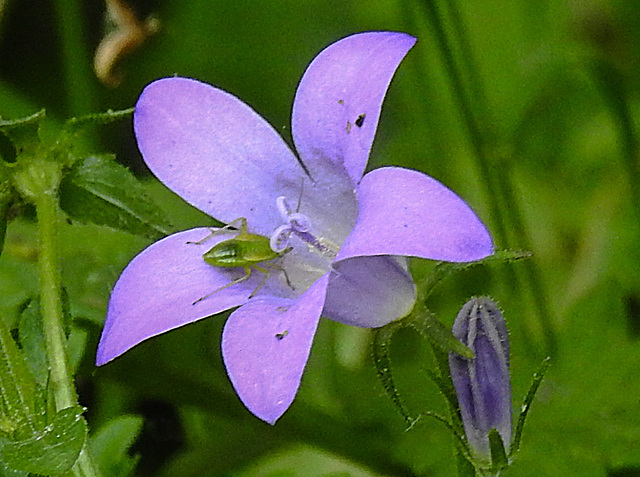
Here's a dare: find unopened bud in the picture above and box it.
[449,297,511,463]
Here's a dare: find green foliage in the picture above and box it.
[0,314,42,437]
[17,300,48,388]
[0,406,87,475]
[59,154,173,240]
[90,415,143,477]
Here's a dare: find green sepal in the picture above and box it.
[64,108,134,133]
[511,356,551,456]
[488,428,509,472]
[425,345,467,437]
[423,343,475,473]
[409,305,474,359]
[59,154,173,240]
[0,406,87,475]
[372,322,419,428]
[91,414,143,477]
[0,111,45,152]
[417,249,531,301]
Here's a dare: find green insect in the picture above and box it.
[191,218,292,305]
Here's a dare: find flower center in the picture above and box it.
[269,196,338,259]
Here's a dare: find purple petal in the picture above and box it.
[336,167,494,263]
[323,256,416,328]
[292,31,416,184]
[134,77,306,236]
[97,228,282,365]
[222,273,330,424]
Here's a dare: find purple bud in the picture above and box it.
[449,297,511,462]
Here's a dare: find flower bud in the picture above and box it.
[449,297,511,463]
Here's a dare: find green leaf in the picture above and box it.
[0,406,87,475]
[234,444,383,477]
[511,356,551,456]
[0,314,41,436]
[59,154,173,240]
[0,111,45,151]
[372,323,419,428]
[17,301,48,389]
[91,414,143,477]
[0,439,27,477]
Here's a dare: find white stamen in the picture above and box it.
[288,213,311,233]
[276,196,292,221]
[270,224,292,253]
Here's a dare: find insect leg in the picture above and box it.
[248,264,271,298]
[187,218,248,245]
[192,265,252,305]
[267,263,294,290]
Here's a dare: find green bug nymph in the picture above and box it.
[192,217,292,305]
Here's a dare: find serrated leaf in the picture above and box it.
[0,406,87,475]
[91,414,143,477]
[372,323,418,427]
[0,315,40,436]
[0,438,27,477]
[59,154,173,240]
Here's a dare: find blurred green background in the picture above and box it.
[2,0,640,475]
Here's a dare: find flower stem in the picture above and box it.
[34,176,74,411]
[18,159,101,477]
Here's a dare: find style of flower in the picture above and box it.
[96,31,494,424]
[449,297,512,462]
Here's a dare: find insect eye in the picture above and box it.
[270,224,292,253]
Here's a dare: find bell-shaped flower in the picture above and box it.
[449,297,512,462]
[96,31,494,424]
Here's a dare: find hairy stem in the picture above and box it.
[23,160,101,477]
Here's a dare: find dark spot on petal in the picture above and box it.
[355,113,366,127]
[275,330,289,340]
[346,121,352,134]
[276,306,289,313]
[338,99,344,105]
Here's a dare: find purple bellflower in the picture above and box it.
[96,31,493,424]
[449,297,512,462]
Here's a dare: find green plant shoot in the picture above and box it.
[192,218,292,304]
